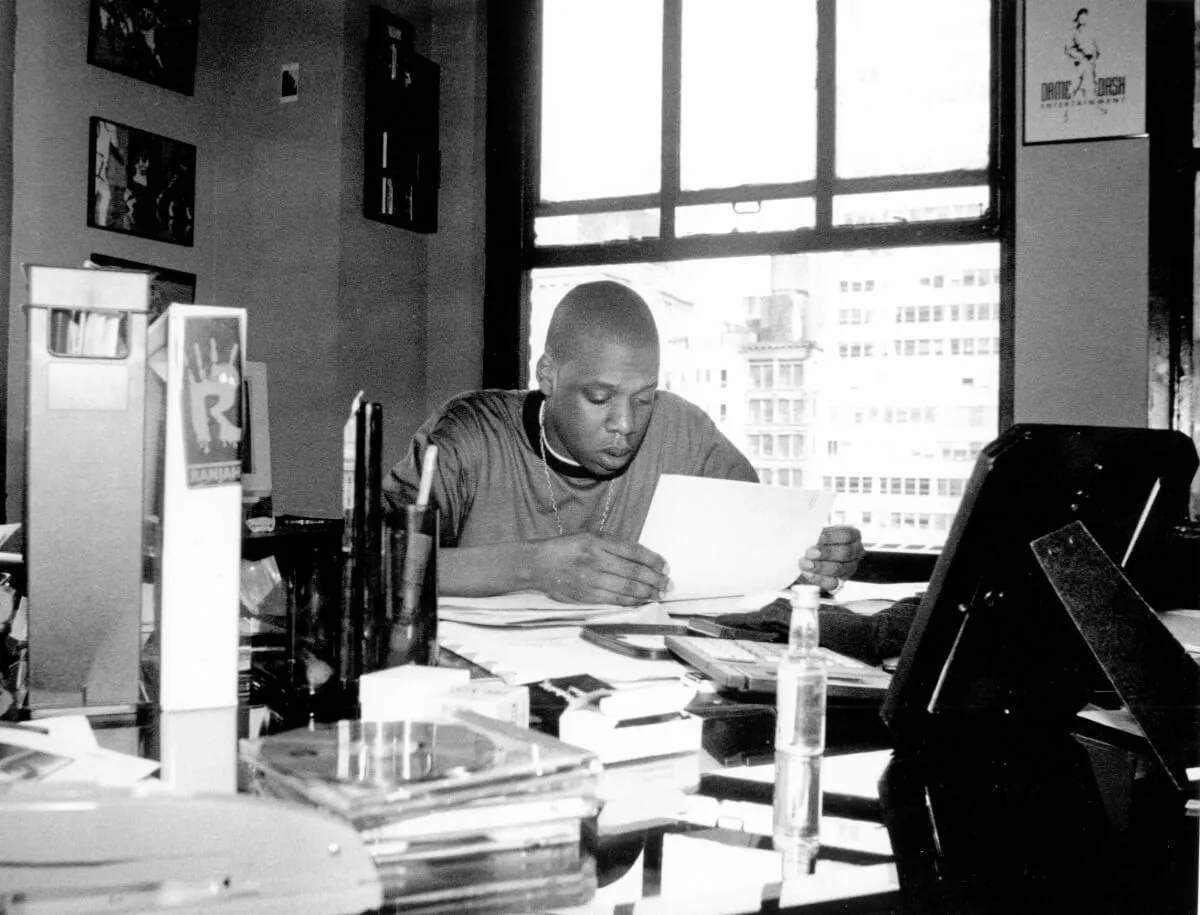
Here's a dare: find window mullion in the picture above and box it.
[661,0,682,243]
[815,0,836,229]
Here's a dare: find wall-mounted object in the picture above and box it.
[281,63,300,104]
[88,253,196,321]
[89,117,196,247]
[24,264,152,713]
[363,7,440,233]
[1022,0,1146,144]
[87,0,200,96]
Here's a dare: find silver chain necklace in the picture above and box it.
[538,401,615,536]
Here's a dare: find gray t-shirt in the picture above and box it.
[383,389,757,547]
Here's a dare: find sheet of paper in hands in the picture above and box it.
[638,474,836,602]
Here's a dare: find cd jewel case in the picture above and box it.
[240,709,602,913]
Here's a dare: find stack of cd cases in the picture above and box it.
[239,709,602,914]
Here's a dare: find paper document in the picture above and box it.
[439,612,687,685]
[640,475,836,601]
[439,593,651,628]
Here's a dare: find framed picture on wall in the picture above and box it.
[1023,0,1146,144]
[89,117,196,247]
[87,0,200,96]
[88,253,196,320]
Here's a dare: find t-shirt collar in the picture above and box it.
[522,390,609,480]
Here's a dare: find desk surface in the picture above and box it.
[426,632,1199,915]
[562,734,1197,915]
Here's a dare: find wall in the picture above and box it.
[4,0,487,520]
[334,0,434,493]
[0,0,13,494]
[425,0,486,409]
[6,0,215,521]
[1012,5,1150,427]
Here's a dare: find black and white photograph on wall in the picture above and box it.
[88,253,196,320]
[87,0,200,96]
[89,117,196,247]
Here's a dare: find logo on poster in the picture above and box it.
[1039,6,1126,119]
[183,316,243,488]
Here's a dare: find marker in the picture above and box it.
[416,444,438,507]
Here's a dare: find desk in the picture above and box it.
[429,620,1199,915]
[550,734,1196,915]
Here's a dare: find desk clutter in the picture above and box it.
[239,709,602,914]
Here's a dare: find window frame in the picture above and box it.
[524,0,1003,270]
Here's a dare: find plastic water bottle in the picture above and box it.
[773,583,827,879]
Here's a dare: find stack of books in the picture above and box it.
[239,709,601,913]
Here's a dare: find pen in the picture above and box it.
[416,445,438,507]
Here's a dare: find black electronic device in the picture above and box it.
[1032,521,1200,793]
[881,423,1199,756]
[338,396,384,701]
[685,618,779,642]
[578,624,690,660]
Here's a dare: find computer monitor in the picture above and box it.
[241,361,273,509]
[881,423,1198,753]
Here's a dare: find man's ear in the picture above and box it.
[535,353,556,396]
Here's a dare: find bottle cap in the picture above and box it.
[790,583,821,607]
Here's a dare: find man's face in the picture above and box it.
[540,340,660,477]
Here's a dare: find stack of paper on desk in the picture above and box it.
[439,618,689,686]
[439,593,644,628]
[639,475,836,601]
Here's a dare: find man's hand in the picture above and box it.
[530,533,671,606]
[797,525,864,593]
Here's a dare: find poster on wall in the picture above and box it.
[1023,0,1145,144]
[87,0,200,96]
[183,314,243,488]
[89,117,196,247]
[88,253,196,320]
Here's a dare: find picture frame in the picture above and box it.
[1023,0,1146,144]
[88,253,196,320]
[87,0,200,96]
[363,7,440,233]
[89,117,196,247]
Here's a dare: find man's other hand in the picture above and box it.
[531,533,671,606]
[798,525,864,592]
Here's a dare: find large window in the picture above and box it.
[521,0,1001,552]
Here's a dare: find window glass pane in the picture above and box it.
[540,0,663,201]
[833,186,989,226]
[534,210,661,247]
[837,0,990,178]
[676,198,815,237]
[680,0,817,190]
[529,242,999,551]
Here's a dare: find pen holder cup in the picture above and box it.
[386,505,439,667]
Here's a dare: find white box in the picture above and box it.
[558,708,703,764]
[438,679,530,729]
[358,665,469,721]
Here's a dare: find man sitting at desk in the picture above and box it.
[384,280,863,607]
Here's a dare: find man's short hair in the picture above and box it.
[544,280,659,364]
